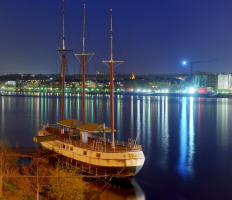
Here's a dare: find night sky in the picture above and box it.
[0,0,232,74]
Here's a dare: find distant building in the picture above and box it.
[194,75,208,87]
[193,73,217,89]
[5,81,16,87]
[96,71,105,76]
[218,74,232,90]
[86,80,96,89]
[130,73,135,80]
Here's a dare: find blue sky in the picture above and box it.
[0,0,232,74]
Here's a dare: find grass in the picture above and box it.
[3,180,34,200]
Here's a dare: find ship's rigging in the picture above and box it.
[102,8,124,148]
[34,0,145,178]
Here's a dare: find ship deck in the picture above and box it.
[44,127,142,153]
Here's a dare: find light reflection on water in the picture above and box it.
[177,97,195,179]
[130,96,134,139]
[178,97,188,177]
[158,96,169,170]
[189,97,195,176]
[146,97,151,154]
[116,95,122,139]
[216,98,230,150]
[1,95,232,198]
[136,97,141,144]
[1,97,5,137]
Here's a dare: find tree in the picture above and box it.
[20,150,51,200]
[0,139,18,198]
[49,161,87,200]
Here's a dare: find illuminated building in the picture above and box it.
[130,73,135,80]
[218,74,232,90]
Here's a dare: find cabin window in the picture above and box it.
[96,153,101,158]
[83,151,87,155]
[70,147,73,151]
[63,144,65,149]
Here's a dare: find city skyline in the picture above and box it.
[0,0,232,74]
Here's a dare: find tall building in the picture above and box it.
[218,74,232,90]
[193,73,217,89]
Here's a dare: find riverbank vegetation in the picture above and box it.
[0,142,88,200]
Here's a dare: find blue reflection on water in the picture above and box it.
[189,97,195,175]
[177,97,195,179]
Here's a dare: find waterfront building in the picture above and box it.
[218,74,232,90]
[193,73,217,90]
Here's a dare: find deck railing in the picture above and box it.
[43,125,142,153]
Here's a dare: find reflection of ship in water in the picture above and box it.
[86,180,145,200]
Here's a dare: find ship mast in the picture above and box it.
[103,9,123,148]
[61,0,66,121]
[75,4,94,125]
[82,4,86,125]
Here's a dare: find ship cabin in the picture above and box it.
[56,118,113,145]
[34,118,142,153]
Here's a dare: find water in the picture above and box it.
[1,95,232,200]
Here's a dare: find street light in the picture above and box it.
[181,59,193,79]
[182,60,188,66]
[181,58,217,79]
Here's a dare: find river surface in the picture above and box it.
[0,95,232,200]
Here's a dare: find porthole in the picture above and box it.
[96,153,101,158]
[83,151,87,155]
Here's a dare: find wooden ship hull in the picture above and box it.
[36,125,145,178]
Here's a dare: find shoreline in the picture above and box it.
[1,91,232,98]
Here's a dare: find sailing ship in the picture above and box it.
[34,0,145,178]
